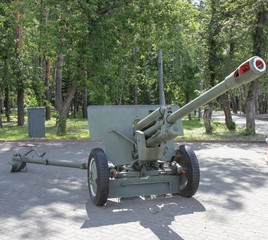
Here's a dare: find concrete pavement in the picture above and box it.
[0,141,268,239]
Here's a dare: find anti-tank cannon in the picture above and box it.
[10,56,266,206]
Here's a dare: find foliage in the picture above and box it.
[0,0,267,136]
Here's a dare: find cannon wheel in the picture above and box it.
[173,145,200,197]
[87,148,109,206]
[10,161,26,172]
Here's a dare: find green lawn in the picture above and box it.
[0,111,265,141]
[0,109,89,140]
[177,115,265,141]
[0,118,90,140]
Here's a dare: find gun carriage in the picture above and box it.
[10,56,266,206]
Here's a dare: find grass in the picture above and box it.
[0,109,89,140]
[0,109,265,141]
[177,115,266,141]
[44,118,89,139]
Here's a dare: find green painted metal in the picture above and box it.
[10,56,266,205]
[108,175,180,198]
[87,105,182,166]
[87,56,266,202]
[9,149,87,172]
[133,106,165,131]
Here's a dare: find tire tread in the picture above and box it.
[88,148,109,206]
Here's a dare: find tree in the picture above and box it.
[55,54,78,136]
[0,1,17,123]
[6,0,267,139]
[51,0,138,134]
[45,58,51,120]
[0,106,2,128]
[200,0,224,133]
[245,0,267,134]
[0,86,2,128]
[15,0,24,126]
[218,0,268,133]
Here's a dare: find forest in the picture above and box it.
[0,0,267,136]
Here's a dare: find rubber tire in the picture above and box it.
[173,145,200,197]
[11,161,26,172]
[87,148,109,206]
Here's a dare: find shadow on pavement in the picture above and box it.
[82,195,205,240]
[199,156,267,208]
[1,142,267,239]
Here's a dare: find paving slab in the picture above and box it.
[0,141,268,240]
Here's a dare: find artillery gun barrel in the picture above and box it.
[146,56,266,147]
[167,56,266,124]
[134,106,165,131]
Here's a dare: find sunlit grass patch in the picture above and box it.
[0,110,265,141]
[0,124,28,139]
[176,115,265,141]
[0,115,89,140]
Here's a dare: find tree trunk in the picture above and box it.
[185,94,192,120]
[263,97,266,114]
[245,5,267,134]
[0,91,2,128]
[203,0,221,132]
[221,38,235,129]
[17,70,24,126]
[54,54,78,136]
[246,81,258,134]
[16,0,24,126]
[118,70,125,105]
[133,82,138,105]
[72,92,78,118]
[240,87,246,114]
[4,87,10,122]
[82,67,88,118]
[0,94,2,114]
[55,54,63,112]
[158,49,165,105]
[220,93,235,130]
[45,58,51,120]
[37,45,43,107]
[258,92,264,114]
[73,103,76,118]
[82,87,87,118]
[0,106,2,128]
[203,103,212,134]
[38,0,43,106]
[230,93,238,114]
[56,82,78,136]
[132,47,138,105]
[262,93,267,114]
